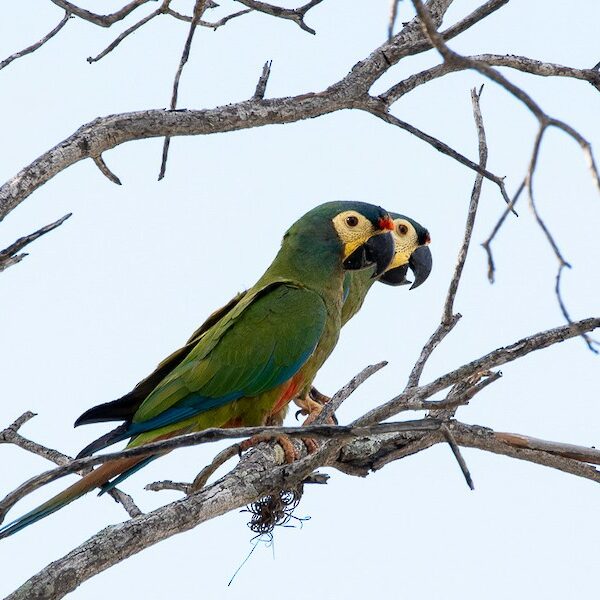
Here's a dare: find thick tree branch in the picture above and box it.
[8,405,600,599]
[5,0,509,221]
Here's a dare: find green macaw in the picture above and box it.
[0,201,398,539]
[296,212,432,417]
[72,212,432,444]
[75,213,431,435]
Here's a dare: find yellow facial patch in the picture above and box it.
[388,218,421,269]
[332,210,381,259]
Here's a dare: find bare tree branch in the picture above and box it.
[0,412,141,521]
[49,0,155,27]
[166,7,252,28]
[452,422,600,484]
[406,85,489,389]
[411,0,600,351]
[0,11,71,71]
[316,361,388,424]
[2,0,500,221]
[234,0,325,35]
[92,155,122,185]
[493,430,600,465]
[3,316,598,526]
[442,85,487,324]
[0,419,439,519]
[0,214,71,273]
[382,54,600,104]
[387,0,401,40]
[86,3,168,64]
[356,317,600,426]
[7,405,600,599]
[158,0,209,180]
[253,60,273,99]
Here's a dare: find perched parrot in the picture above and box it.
[296,212,432,417]
[0,201,398,539]
[73,212,432,442]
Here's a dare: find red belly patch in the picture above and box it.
[270,374,303,415]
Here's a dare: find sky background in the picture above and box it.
[1,1,599,598]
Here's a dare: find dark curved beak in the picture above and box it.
[378,263,411,286]
[343,232,394,277]
[408,244,432,289]
[379,244,432,289]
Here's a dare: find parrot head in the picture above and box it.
[379,213,432,289]
[284,201,396,277]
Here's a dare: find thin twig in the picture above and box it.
[191,444,240,491]
[412,0,600,352]
[159,0,208,181]
[315,361,388,424]
[441,424,474,490]
[253,60,272,99]
[452,422,600,484]
[87,4,167,64]
[364,106,511,208]
[50,0,154,27]
[387,0,401,40]
[92,155,122,185]
[405,86,490,389]
[442,85,488,323]
[0,11,71,71]
[0,214,72,273]
[356,317,600,426]
[382,54,600,105]
[481,179,526,283]
[405,316,461,389]
[166,7,252,27]
[145,479,190,493]
[234,0,324,35]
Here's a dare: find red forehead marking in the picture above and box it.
[378,216,395,231]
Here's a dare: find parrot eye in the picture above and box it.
[346,215,359,227]
[397,223,409,235]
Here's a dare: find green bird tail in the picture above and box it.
[0,456,144,539]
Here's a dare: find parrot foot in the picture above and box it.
[294,386,337,424]
[239,434,299,464]
[300,436,319,454]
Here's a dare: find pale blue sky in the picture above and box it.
[1,1,599,598]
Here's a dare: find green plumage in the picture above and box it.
[0,201,395,539]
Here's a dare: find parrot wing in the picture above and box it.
[124,282,327,436]
[74,291,248,427]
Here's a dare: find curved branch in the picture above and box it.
[4,0,513,222]
[0,11,71,71]
[50,0,155,27]
[356,317,600,426]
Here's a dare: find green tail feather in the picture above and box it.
[0,457,141,539]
